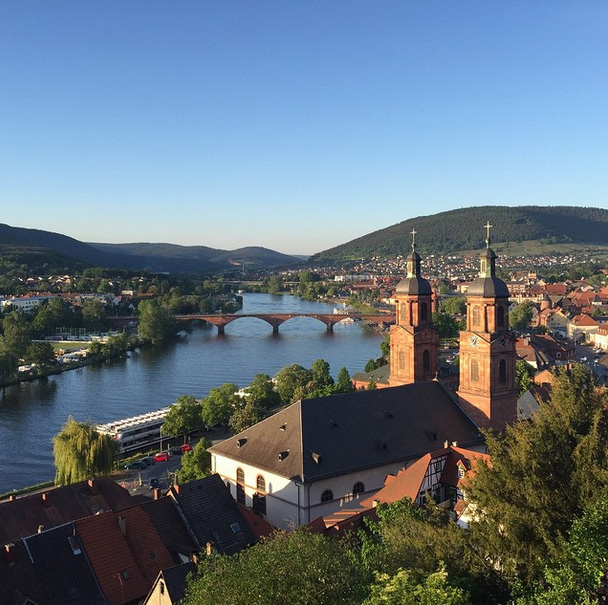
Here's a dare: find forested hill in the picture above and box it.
[0,223,300,274]
[311,206,608,261]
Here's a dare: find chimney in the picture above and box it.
[444,440,449,449]
[38,525,45,534]
[42,492,52,507]
[117,516,127,537]
[5,543,15,566]
[88,478,98,495]
[205,542,213,556]
[153,488,162,500]
[9,494,16,502]
[173,484,180,495]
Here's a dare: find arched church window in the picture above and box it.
[471,360,479,382]
[321,490,333,503]
[423,349,430,372]
[497,306,505,328]
[353,482,365,496]
[236,468,245,505]
[420,302,428,322]
[399,350,405,370]
[472,306,480,327]
[499,359,507,383]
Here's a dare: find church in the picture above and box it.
[208,224,518,529]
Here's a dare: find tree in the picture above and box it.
[442,297,467,316]
[179,438,211,483]
[53,416,118,485]
[311,359,334,389]
[201,383,242,428]
[229,401,263,434]
[364,566,472,605]
[0,339,18,382]
[468,365,608,587]
[274,364,314,403]
[24,341,56,367]
[137,299,176,345]
[515,360,535,397]
[509,301,535,331]
[335,366,355,393]
[183,529,369,605]
[246,373,281,413]
[433,311,459,339]
[81,298,108,331]
[32,298,73,336]
[162,395,204,443]
[2,310,31,358]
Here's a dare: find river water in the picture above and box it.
[0,294,383,493]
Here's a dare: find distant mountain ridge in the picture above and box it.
[0,224,300,273]
[311,206,608,261]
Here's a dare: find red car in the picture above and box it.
[154,452,169,462]
[181,444,192,453]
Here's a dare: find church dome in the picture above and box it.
[396,248,432,295]
[467,276,509,298]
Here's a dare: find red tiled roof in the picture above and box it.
[76,507,173,605]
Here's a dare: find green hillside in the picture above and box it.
[310,206,608,261]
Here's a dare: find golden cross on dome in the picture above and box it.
[484,221,492,247]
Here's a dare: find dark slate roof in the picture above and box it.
[0,539,46,605]
[395,275,432,295]
[352,363,390,384]
[152,562,197,604]
[140,496,198,564]
[168,474,257,555]
[467,276,510,298]
[23,522,108,605]
[0,477,134,544]
[209,382,483,483]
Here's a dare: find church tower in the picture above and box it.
[456,223,517,432]
[389,229,439,385]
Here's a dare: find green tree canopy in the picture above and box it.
[433,311,459,339]
[515,360,535,397]
[162,395,204,443]
[509,301,536,332]
[468,365,608,587]
[2,310,32,358]
[183,529,369,605]
[81,298,108,331]
[246,373,281,412]
[441,297,467,316]
[274,364,314,403]
[53,416,118,485]
[179,438,211,483]
[24,341,56,367]
[201,383,242,428]
[137,299,176,345]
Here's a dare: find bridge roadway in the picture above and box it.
[108,313,395,334]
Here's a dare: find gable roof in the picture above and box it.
[0,478,133,544]
[210,382,482,483]
[168,474,256,555]
[76,507,173,605]
[145,562,197,605]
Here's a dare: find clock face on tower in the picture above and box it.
[469,334,480,348]
[499,336,508,348]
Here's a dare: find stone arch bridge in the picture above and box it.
[108,313,395,335]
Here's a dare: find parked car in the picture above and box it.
[169,447,182,456]
[124,460,147,470]
[140,456,156,466]
[154,452,169,462]
[181,443,192,453]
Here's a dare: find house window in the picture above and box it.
[471,360,479,382]
[321,489,333,503]
[253,475,267,516]
[472,306,480,327]
[497,306,505,328]
[499,359,507,383]
[399,350,405,370]
[236,468,245,505]
[353,482,365,496]
[423,349,430,372]
[420,302,428,322]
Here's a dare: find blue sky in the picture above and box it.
[1,2,607,255]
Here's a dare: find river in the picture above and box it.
[0,293,384,493]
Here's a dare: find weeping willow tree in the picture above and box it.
[53,416,119,485]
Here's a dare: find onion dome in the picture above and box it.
[467,222,509,298]
[395,228,432,295]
